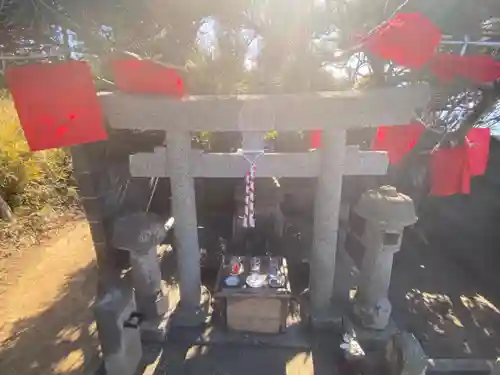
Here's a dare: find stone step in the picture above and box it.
[427,359,496,375]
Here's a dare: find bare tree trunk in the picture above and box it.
[0,194,13,222]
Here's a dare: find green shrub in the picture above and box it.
[0,94,77,217]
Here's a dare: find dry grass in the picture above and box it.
[0,93,79,253]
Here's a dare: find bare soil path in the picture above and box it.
[0,220,99,375]
[390,236,500,359]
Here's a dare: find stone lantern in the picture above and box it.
[113,212,170,339]
[353,185,417,330]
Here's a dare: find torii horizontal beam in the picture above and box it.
[129,147,389,178]
[99,84,429,131]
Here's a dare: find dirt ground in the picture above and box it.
[390,234,500,359]
[0,220,99,375]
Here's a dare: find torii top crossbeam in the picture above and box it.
[99,84,429,132]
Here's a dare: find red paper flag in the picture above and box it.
[371,123,425,165]
[430,54,500,84]
[6,61,107,151]
[430,146,468,196]
[465,128,490,176]
[111,59,186,97]
[364,13,442,69]
[430,128,490,196]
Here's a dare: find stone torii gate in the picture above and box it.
[98,84,429,321]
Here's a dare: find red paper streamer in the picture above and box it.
[111,59,186,97]
[6,61,107,152]
[430,128,490,196]
[430,54,500,84]
[364,13,442,69]
[371,123,425,165]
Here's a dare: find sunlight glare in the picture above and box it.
[286,352,313,375]
[474,294,500,314]
[52,349,85,374]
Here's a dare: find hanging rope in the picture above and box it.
[244,162,256,228]
[240,150,264,228]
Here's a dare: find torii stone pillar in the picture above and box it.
[310,129,346,320]
[166,131,202,315]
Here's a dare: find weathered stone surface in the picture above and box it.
[99,84,430,131]
[104,327,143,375]
[345,315,399,350]
[310,129,345,319]
[169,285,211,328]
[427,359,497,373]
[354,186,416,330]
[166,130,201,310]
[112,212,170,334]
[112,212,167,254]
[88,220,107,244]
[241,131,266,150]
[140,315,170,342]
[128,146,389,178]
[93,284,143,375]
[355,186,417,230]
[385,332,427,375]
[354,296,392,331]
[491,359,500,375]
[129,253,166,319]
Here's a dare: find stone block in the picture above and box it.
[104,324,143,375]
[226,297,284,333]
[140,316,170,342]
[129,251,163,298]
[345,315,399,350]
[135,291,168,320]
[491,360,500,375]
[94,285,143,375]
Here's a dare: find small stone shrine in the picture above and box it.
[69,84,432,375]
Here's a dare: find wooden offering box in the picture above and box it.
[214,256,291,333]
